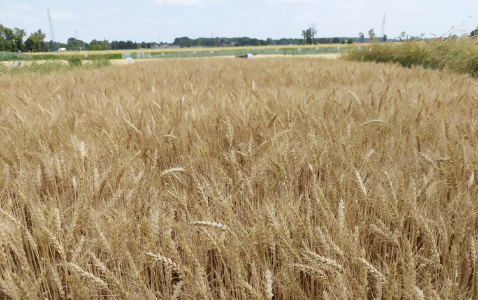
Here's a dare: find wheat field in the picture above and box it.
[0,56,478,299]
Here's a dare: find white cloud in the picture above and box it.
[0,10,43,23]
[338,1,364,9]
[152,0,211,5]
[14,4,32,10]
[268,0,321,3]
[142,17,181,25]
[388,0,424,14]
[50,10,80,21]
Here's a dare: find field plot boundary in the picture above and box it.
[119,46,344,60]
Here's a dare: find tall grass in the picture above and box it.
[0,57,112,76]
[344,37,478,77]
[0,51,34,61]
[0,57,478,298]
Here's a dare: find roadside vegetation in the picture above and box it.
[0,44,347,75]
[0,55,112,75]
[0,51,121,62]
[1,56,478,298]
[344,36,478,77]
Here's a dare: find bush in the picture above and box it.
[0,61,70,76]
[91,59,111,68]
[343,37,478,77]
[0,51,32,61]
[68,56,82,67]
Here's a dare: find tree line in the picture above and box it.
[171,36,358,47]
[67,38,161,51]
[172,37,301,47]
[3,23,478,53]
[0,24,164,52]
[1,23,355,53]
[0,24,26,52]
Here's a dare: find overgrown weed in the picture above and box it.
[344,37,478,77]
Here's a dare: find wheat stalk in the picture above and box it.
[355,170,367,198]
[264,269,273,300]
[170,281,184,300]
[146,252,182,274]
[160,167,185,177]
[467,171,474,188]
[362,119,383,126]
[190,221,229,231]
[304,250,344,273]
[346,90,362,105]
[358,258,385,282]
[289,264,327,280]
[69,262,108,289]
[2,53,478,299]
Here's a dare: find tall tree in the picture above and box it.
[89,39,108,50]
[110,41,120,50]
[359,32,364,43]
[25,29,46,52]
[67,37,87,50]
[400,31,406,41]
[49,40,65,51]
[0,25,6,51]
[471,27,478,36]
[368,29,376,40]
[0,36,5,52]
[302,26,316,45]
[310,25,317,44]
[14,28,26,51]
[266,38,275,45]
[3,27,14,41]
[0,25,20,52]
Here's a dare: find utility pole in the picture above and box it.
[47,9,55,42]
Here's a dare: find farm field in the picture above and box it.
[345,38,478,78]
[0,44,351,67]
[1,56,478,299]
[31,44,352,56]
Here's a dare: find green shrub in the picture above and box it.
[91,59,112,68]
[24,61,69,74]
[0,61,69,76]
[68,56,82,67]
[0,51,32,61]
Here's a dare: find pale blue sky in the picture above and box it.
[0,0,476,43]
